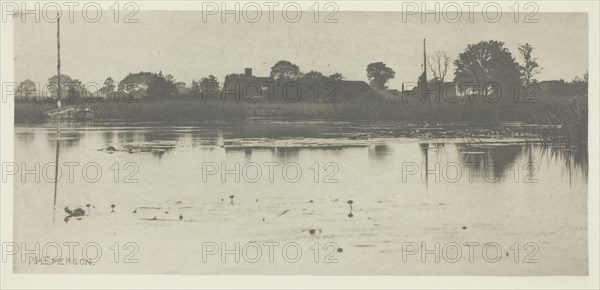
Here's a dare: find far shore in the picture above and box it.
[15,96,587,146]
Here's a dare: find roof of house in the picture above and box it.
[333,80,386,101]
[222,74,385,101]
[223,74,276,88]
[335,80,372,96]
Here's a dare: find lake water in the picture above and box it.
[13,119,588,275]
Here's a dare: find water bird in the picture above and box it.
[111,204,116,213]
[132,208,137,214]
[347,200,354,218]
[229,195,235,205]
[337,247,343,253]
[179,214,183,221]
[102,145,116,154]
[462,226,467,230]
[64,207,85,223]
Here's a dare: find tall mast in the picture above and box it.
[423,38,427,82]
[53,15,61,225]
[56,15,61,108]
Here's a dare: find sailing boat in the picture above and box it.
[44,16,94,121]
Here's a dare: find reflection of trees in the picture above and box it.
[102,131,139,145]
[15,131,35,145]
[530,143,588,182]
[189,131,221,147]
[368,144,390,160]
[46,131,82,148]
[142,131,177,142]
[103,131,114,144]
[419,143,446,188]
[274,147,300,160]
[117,131,135,143]
[457,144,523,181]
[151,149,170,160]
[227,123,323,139]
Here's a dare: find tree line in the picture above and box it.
[15,41,586,103]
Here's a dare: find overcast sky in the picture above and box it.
[14,11,588,89]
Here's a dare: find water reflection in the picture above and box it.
[274,147,300,160]
[410,141,588,186]
[15,122,589,183]
[368,144,390,160]
[15,131,34,145]
[454,143,522,181]
[46,131,82,148]
[13,121,589,276]
[531,143,588,183]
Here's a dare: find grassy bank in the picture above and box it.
[14,96,586,134]
[14,96,589,159]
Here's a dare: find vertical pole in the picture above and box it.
[52,15,61,225]
[57,16,61,108]
[423,39,427,91]
[53,131,60,225]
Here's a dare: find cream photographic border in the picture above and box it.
[1,0,598,289]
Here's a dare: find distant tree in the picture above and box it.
[199,75,220,91]
[270,60,302,82]
[103,77,116,91]
[454,40,521,95]
[428,50,450,82]
[193,75,220,99]
[328,73,344,81]
[190,79,200,96]
[300,71,327,83]
[573,72,588,84]
[99,77,116,97]
[174,82,189,96]
[48,74,86,102]
[17,79,37,101]
[572,71,588,97]
[146,71,177,98]
[518,43,542,86]
[118,71,177,99]
[366,62,395,90]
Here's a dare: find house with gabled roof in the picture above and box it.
[222,67,384,102]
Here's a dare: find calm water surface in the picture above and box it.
[13,119,588,275]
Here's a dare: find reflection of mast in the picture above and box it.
[52,15,61,225]
[420,143,429,190]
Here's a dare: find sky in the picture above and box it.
[14,11,588,90]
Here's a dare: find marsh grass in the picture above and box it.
[14,95,588,146]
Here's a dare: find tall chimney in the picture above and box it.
[245,68,252,77]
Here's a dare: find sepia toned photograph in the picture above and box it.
[0,1,598,289]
